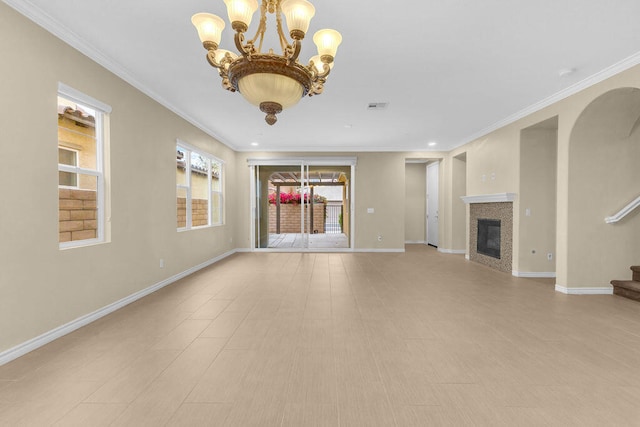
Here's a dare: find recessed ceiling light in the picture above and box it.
[251,142,259,146]
[428,141,437,147]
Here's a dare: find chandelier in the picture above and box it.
[192,0,342,125]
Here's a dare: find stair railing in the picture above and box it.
[605,194,640,224]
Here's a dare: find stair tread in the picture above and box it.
[611,280,640,291]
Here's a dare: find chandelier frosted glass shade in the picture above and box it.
[223,0,258,30]
[238,74,303,108]
[192,0,341,125]
[313,29,342,61]
[191,13,225,48]
[280,0,315,38]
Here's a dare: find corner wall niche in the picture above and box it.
[462,193,515,273]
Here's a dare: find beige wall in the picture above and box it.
[404,163,426,242]
[519,123,557,273]
[566,88,640,287]
[451,155,467,251]
[450,63,640,288]
[0,4,237,354]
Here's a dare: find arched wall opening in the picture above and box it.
[566,87,640,287]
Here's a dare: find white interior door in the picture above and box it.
[427,162,439,247]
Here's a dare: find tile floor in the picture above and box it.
[1,245,640,426]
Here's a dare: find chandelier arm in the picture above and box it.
[287,40,302,64]
[234,31,254,57]
[308,60,331,79]
[309,79,325,96]
[205,51,235,92]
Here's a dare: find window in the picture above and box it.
[177,140,224,230]
[58,147,78,187]
[57,83,111,247]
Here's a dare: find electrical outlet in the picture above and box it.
[547,253,553,261]
[160,258,164,268]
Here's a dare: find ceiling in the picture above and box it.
[6,0,640,152]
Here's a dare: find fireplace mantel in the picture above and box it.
[461,193,517,204]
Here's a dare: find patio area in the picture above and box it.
[268,233,349,249]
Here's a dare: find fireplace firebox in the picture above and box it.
[477,219,501,259]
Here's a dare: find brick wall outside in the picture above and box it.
[59,188,97,242]
[177,197,209,228]
[269,204,326,234]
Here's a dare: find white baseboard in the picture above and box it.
[555,285,613,295]
[354,248,405,253]
[0,249,237,366]
[405,240,426,245]
[512,271,557,278]
[438,249,467,255]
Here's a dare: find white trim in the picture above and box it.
[8,2,640,153]
[450,51,640,151]
[0,249,237,366]
[58,86,107,249]
[438,248,467,254]
[5,1,235,149]
[354,248,405,253]
[512,271,556,278]
[252,248,355,253]
[405,240,426,244]
[246,157,357,166]
[58,82,112,113]
[177,139,225,165]
[177,140,224,230]
[554,285,613,295]
[461,193,517,204]
[349,163,355,250]
[605,194,640,224]
[465,254,470,260]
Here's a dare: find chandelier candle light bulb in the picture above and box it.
[192,0,341,125]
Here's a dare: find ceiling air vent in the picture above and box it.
[367,102,388,110]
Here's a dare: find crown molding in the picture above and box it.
[7,0,640,154]
[454,51,640,150]
[2,0,238,152]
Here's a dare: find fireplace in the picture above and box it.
[461,194,515,273]
[477,219,501,259]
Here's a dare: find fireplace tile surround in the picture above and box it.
[462,194,515,273]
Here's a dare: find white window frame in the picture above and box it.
[177,139,224,231]
[58,146,79,188]
[58,83,111,249]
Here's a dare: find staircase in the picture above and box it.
[611,266,640,301]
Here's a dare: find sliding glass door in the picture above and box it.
[250,158,354,251]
